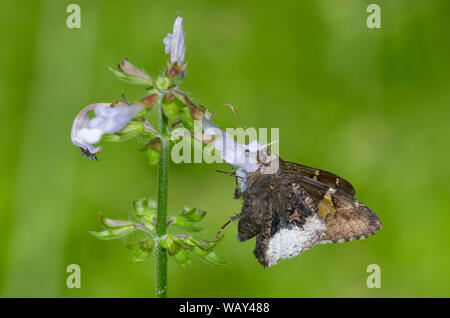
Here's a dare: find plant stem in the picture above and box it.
[155,102,169,298]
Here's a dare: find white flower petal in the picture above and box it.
[93,104,142,134]
[71,103,143,160]
[201,118,260,173]
[89,117,107,129]
[163,35,172,54]
[164,16,185,64]
[77,128,103,144]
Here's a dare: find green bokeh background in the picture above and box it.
[1,0,449,297]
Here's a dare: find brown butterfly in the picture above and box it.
[217,154,382,268]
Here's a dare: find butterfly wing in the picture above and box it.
[281,173,382,243]
[283,160,356,196]
[252,177,327,267]
[251,172,381,267]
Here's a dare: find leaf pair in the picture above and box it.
[89,214,137,240]
[133,198,158,232]
[90,198,226,266]
[161,234,226,266]
[169,207,206,232]
[127,240,155,263]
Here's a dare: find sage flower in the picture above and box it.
[201,118,279,191]
[163,16,185,65]
[201,118,262,173]
[71,103,143,160]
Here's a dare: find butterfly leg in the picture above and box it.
[216,168,244,199]
[215,213,241,244]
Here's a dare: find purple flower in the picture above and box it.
[163,17,186,65]
[71,103,143,160]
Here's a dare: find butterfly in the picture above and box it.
[217,153,382,268]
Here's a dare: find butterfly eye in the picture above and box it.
[257,150,271,166]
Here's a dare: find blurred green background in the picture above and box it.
[1,0,449,297]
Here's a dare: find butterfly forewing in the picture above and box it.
[283,161,356,196]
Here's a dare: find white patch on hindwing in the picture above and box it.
[265,212,326,267]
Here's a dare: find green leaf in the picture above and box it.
[179,106,194,130]
[184,236,218,251]
[102,121,145,143]
[145,87,158,96]
[101,121,145,143]
[141,137,162,166]
[159,235,182,256]
[173,249,191,265]
[136,132,157,151]
[179,207,207,222]
[192,247,227,266]
[128,240,154,263]
[142,240,155,250]
[174,92,188,105]
[169,235,223,266]
[101,216,134,228]
[109,67,152,85]
[132,198,158,231]
[101,134,121,142]
[133,198,158,216]
[168,207,207,232]
[132,248,150,263]
[146,147,161,166]
[118,121,146,134]
[162,100,180,120]
[169,216,201,232]
[171,235,194,249]
[102,132,140,142]
[89,225,136,240]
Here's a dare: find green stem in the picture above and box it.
[155,102,169,298]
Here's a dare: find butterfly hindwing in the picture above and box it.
[282,174,382,244]
[253,179,327,267]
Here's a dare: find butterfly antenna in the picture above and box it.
[215,214,241,244]
[216,170,244,180]
[224,104,247,129]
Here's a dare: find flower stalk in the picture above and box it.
[79,16,226,299]
[155,101,169,298]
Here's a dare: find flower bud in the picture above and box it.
[155,75,171,90]
[109,58,152,86]
[139,93,159,110]
[162,92,181,120]
[118,58,151,80]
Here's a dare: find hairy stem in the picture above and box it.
[155,102,169,298]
